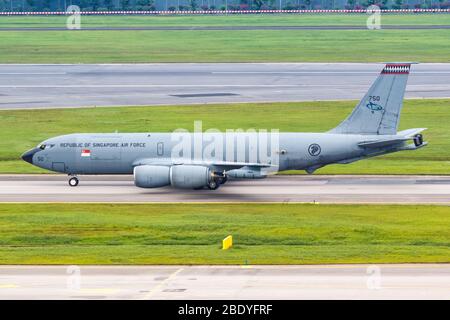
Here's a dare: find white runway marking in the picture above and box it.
[0,84,350,88]
[0,72,67,75]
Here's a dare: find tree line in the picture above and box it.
[1,0,449,12]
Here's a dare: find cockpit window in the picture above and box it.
[38,144,54,150]
[37,143,56,150]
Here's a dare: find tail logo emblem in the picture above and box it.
[308,144,321,156]
[366,101,384,113]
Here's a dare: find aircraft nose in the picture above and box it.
[21,148,40,164]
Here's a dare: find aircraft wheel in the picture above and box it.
[207,180,219,190]
[68,177,79,187]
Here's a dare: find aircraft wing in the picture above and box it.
[132,158,272,170]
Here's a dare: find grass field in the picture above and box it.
[1,99,448,175]
[0,29,449,63]
[1,14,450,28]
[0,203,448,265]
[0,14,449,63]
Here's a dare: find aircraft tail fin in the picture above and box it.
[329,63,412,135]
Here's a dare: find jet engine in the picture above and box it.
[171,165,213,189]
[134,165,170,188]
[134,165,218,189]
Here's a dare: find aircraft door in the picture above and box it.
[157,142,164,156]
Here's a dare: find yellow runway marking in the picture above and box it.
[0,284,18,288]
[141,268,184,300]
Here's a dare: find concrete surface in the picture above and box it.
[0,175,449,204]
[0,264,448,300]
[1,63,450,109]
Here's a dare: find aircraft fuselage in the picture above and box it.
[23,132,400,175]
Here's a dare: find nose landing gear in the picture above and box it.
[68,176,79,187]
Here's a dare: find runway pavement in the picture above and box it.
[1,63,450,109]
[1,174,449,203]
[0,264,448,299]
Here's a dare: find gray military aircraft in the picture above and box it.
[22,63,427,189]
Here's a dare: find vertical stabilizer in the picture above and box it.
[330,63,411,135]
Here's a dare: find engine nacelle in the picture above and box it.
[134,165,212,189]
[170,165,212,189]
[134,165,170,188]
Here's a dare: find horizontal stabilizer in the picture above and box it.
[397,128,427,138]
[358,128,427,149]
[358,138,407,148]
[398,141,428,151]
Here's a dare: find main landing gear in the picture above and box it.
[68,176,79,187]
[197,173,227,190]
[207,172,228,190]
[218,176,228,185]
[207,179,219,190]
